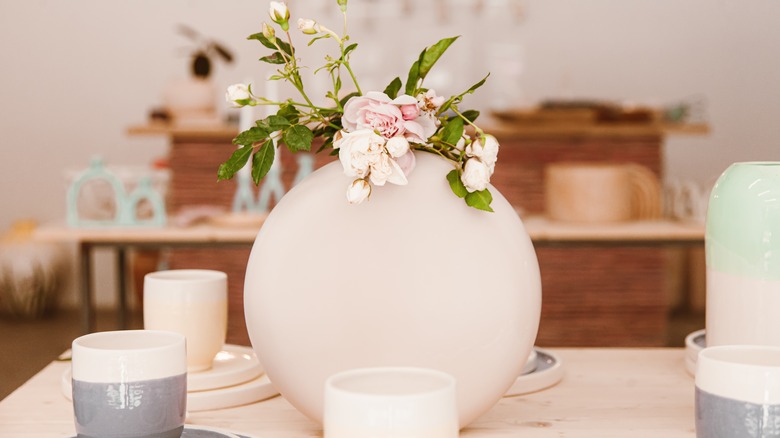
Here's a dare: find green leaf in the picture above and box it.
[460,110,480,123]
[446,169,468,198]
[339,91,361,108]
[341,43,358,60]
[232,126,270,146]
[249,33,294,56]
[277,104,300,124]
[307,34,332,46]
[276,39,294,56]
[439,73,490,113]
[283,125,314,152]
[217,144,255,181]
[465,189,494,212]
[419,36,459,79]
[440,117,464,146]
[462,73,489,96]
[265,115,291,131]
[383,77,402,99]
[404,49,426,96]
[259,52,285,64]
[251,143,275,185]
[247,32,277,50]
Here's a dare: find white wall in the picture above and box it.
[1,0,778,306]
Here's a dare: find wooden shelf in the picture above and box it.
[127,122,238,140]
[481,120,709,140]
[128,121,709,142]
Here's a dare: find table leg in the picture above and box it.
[79,243,95,334]
[117,247,128,329]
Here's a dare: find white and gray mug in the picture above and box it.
[696,345,780,438]
[71,330,187,438]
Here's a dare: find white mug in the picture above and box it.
[324,367,459,438]
[71,330,187,438]
[696,345,780,437]
[144,269,228,372]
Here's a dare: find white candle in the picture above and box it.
[265,75,282,173]
[264,76,279,117]
[238,79,255,178]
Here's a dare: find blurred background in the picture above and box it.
[0,0,778,343]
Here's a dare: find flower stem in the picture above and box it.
[452,107,484,135]
[340,10,361,95]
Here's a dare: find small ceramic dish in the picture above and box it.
[685,329,706,376]
[504,348,564,397]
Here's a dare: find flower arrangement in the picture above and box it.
[219,0,499,211]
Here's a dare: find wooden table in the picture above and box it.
[0,348,696,437]
[33,217,705,337]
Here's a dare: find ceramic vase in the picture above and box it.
[706,162,780,346]
[243,152,542,427]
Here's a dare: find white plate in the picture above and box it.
[181,425,243,438]
[504,348,564,397]
[187,373,277,412]
[62,371,279,412]
[190,345,264,392]
[685,329,705,377]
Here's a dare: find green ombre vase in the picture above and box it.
[706,162,780,346]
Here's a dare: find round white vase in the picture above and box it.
[244,152,541,427]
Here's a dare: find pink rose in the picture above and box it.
[402,113,437,144]
[394,150,416,178]
[400,104,420,120]
[343,92,418,139]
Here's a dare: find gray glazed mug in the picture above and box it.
[696,345,780,438]
[71,330,187,438]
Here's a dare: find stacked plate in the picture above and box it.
[684,329,706,376]
[62,345,279,412]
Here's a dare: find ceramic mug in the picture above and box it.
[323,367,459,438]
[696,345,780,437]
[71,330,187,438]
[144,269,228,372]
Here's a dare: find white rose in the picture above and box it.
[262,22,275,40]
[346,179,371,204]
[334,129,386,179]
[385,136,410,158]
[297,18,320,35]
[269,2,290,25]
[454,134,470,152]
[417,89,446,113]
[225,83,251,108]
[369,152,407,186]
[461,158,491,192]
[466,134,499,171]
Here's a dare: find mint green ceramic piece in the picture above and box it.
[706,162,780,281]
[232,167,257,213]
[67,157,167,228]
[66,157,127,227]
[124,176,167,227]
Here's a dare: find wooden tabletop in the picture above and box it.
[0,348,696,437]
[33,216,704,247]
